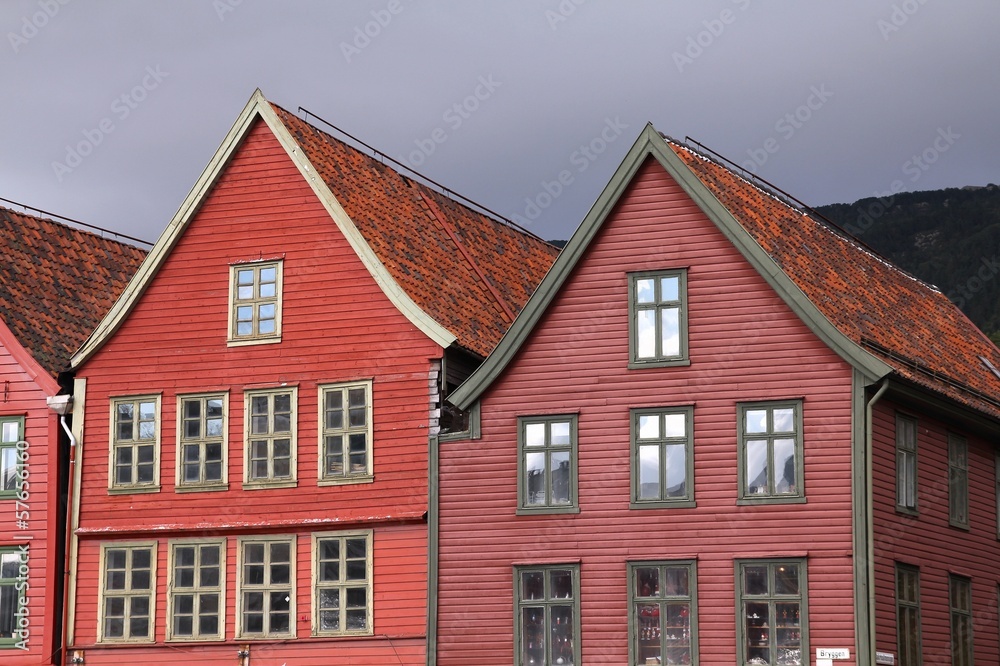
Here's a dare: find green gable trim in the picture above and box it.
[449,124,892,410]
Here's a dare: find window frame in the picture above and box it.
[949,574,973,666]
[0,546,27,647]
[175,393,229,492]
[628,269,690,368]
[227,259,283,346]
[317,381,374,485]
[736,400,805,504]
[513,564,581,666]
[236,535,296,639]
[627,560,699,666]
[630,406,695,508]
[311,530,373,637]
[895,413,918,514]
[166,538,226,642]
[98,541,157,643]
[516,414,579,515]
[243,387,298,489]
[894,563,922,666]
[0,416,25,499]
[735,558,808,666]
[108,395,161,493]
[948,433,969,529]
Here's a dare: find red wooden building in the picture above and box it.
[0,207,143,665]
[64,90,557,665]
[437,126,1000,666]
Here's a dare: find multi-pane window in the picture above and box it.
[319,382,372,482]
[949,434,969,528]
[632,407,694,506]
[168,541,224,641]
[630,270,688,366]
[515,565,580,666]
[518,415,578,513]
[949,575,973,666]
[229,260,282,343]
[629,561,698,666]
[895,414,918,512]
[177,395,227,489]
[895,564,921,666]
[0,548,26,646]
[238,537,295,638]
[737,560,807,666]
[738,401,803,502]
[313,532,371,636]
[0,418,23,497]
[110,397,159,490]
[99,543,155,642]
[244,388,296,487]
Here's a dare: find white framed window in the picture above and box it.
[176,393,228,491]
[228,260,283,345]
[167,539,225,641]
[109,396,161,492]
[319,381,372,483]
[99,542,157,643]
[312,531,372,636]
[243,387,297,488]
[237,536,295,638]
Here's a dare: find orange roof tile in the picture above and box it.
[0,207,146,376]
[271,105,559,358]
[669,139,1000,420]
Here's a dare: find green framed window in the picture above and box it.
[312,531,372,636]
[736,559,807,666]
[949,574,973,666]
[895,563,921,666]
[319,382,372,483]
[228,260,282,344]
[948,433,969,529]
[517,415,578,514]
[167,540,224,641]
[737,401,804,504]
[631,407,694,507]
[895,414,917,512]
[629,561,698,666]
[244,387,297,488]
[109,396,160,491]
[0,417,24,498]
[0,547,27,646]
[514,564,580,666]
[629,270,689,367]
[177,394,227,490]
[99,542,156,642]
[237,536,295,638]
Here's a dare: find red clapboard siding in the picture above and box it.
[71,119,436,663]
[437,157,858,664]
[870,398,1000,664]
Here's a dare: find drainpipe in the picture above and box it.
[46,395,74,666]
[864,379,889,666]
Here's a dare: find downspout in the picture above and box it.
[46,395,74,666]
[865,379,889,666]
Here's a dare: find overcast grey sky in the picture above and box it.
[2,0,997,245]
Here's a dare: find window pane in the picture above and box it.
[550,421,571,446]
[664,444,686,498]
[773,438,796,495]
[635,567,659,598]
[550,451,571,504]
[746,440,768,495]
[635,278,655,303]
[525,452,545,506]
[521,571,544,600]
[550,570,573,599]
[660,275,679,301]
[660,307,680,357]
[774,564,799,595]
[772,408,795,432]
[744,566,768,595]
[521,607,545,664]
[637,310,656,358]
[638,445,660,500]
[524,423,546,447]
[745,409,768,434]
[662,412,685,438]
[2,422,19,442]
[663,567,689,597]
[638,415,659,439]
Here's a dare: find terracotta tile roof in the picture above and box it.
[668,138,1000,420]
[271,105,560,358]
[0,207,146,376]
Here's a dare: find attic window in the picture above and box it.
[979,356,1000,382]
[227,260,283,346]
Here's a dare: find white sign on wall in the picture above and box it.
[876,652,896,665]
[816,648,850,660]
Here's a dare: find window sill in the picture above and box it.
[630,499,696,510]
[175,483,229,493]
[318,475,374,487]
[516,506,580,516]
[628,358,691,370]
[948,520,971,531]
[895,505,919,517]
[227,336,282,348]
[107,485,161,495]
[242,480,297,491]
[736,496,807,506]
